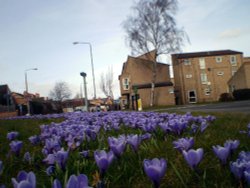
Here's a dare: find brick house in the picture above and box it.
[172,50,243,104]
[119,50,175,109]
[228,57,250,92]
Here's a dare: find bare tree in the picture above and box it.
[99,66,114,99]
[123,0,188,106]
[49,81,72,101]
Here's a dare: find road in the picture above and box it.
[155,100,250,114]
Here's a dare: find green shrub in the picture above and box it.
[233,89,250,100]
[219,93,233,102]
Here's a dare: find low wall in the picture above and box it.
[0,111,18,119]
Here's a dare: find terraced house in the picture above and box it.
[119,50,175,109]
[172,50,243,104]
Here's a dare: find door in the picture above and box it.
[188,90,197,103]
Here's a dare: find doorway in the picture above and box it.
[188,90,197,103]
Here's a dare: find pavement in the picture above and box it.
[154,100,250,114]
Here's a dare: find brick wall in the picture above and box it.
[0,111,18,119]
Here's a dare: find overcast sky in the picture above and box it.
[1,0,250,99]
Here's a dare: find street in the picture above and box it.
[155,100,250,114]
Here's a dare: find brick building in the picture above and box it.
[172,50,243,104]
[119,51,175,109]
[228,57,250,92]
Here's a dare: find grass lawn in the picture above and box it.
[0,111,249,188]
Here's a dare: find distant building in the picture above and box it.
[228,57,250,92]
[119,50,175,109]
[172,50,243,104]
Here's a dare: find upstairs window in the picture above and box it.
[183,59,191,65]
[122,78,129,90]
[199,58,206,69]
[216,56,222,63]
[230,55,237,66]
[186,74,192,79]
[200,73,208,84]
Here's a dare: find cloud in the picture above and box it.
[218,28,243,39]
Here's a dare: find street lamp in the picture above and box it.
[25,68,38,115]
[73,41,96,99]
[80,72,88,111]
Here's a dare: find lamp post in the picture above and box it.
[80,72,88,111]
[73,41,96,99]
[25,68,38,115]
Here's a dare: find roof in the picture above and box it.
[172,50,243,59]
[132,81,173,89]
[11,92,27,105]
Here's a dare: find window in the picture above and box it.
[217,71,224,76]
[199,58,206,69]
[186,74,192,78]
[232,70,237,76]
[183,59,191,65]
[230,55,237,66]
[216,56,222,63]
[204,88,211,95]
[122,78,129,90]
[200,73,208,84]
[168,88,174,94]
[231,67,237,76]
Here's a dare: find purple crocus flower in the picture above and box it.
[127,134,141,152]
[94,150,114,175]
[53,179,62,188]
[143,158,167,188]
[173,137,194,152]
[11,171,36,188]
[108,135,126,157]
[23,152,31,163]
[9,140,23,155]
[141,133,152,141]
[28,135,40,145]
[212,145,230,165]
[230,159,246,179]
[7,131,19,141]
[55,148,69,170]
[46,166,55,176]
[200,121,208,133]
[244,170,250,185]
[182,148,204,170]
[224,139,240,153]
[66,174,89,188]
[43,154,56,165]
[79,150,89,158]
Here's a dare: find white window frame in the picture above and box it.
[199,58,206,69]
[122,78,129,90]
[200,73,208,84]
[215,56,222,63]
[230,55,237,66]
[204,88,211,95]
[183,59,191,65]
[217,71,224,76]
[232,70,237,76]
[185,74,192,79]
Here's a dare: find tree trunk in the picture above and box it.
[150,61,157,107]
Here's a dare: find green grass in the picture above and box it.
[0,112,249,188]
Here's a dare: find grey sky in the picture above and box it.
[0,0,250,99]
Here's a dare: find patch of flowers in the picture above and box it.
[1,111,249,187]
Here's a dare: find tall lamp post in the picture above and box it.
[80,72,88,111]
[25,68,38,115]
[73,41,96,99]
